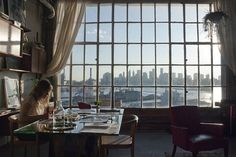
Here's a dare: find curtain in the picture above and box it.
[214,0,236,75]
[44,0,85,77]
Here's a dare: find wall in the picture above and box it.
[0,0,45,144]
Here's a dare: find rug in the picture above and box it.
[164,152,223,157]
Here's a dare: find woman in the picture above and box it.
[19,79,53,126]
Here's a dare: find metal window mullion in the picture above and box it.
[154,2,157,108]
[210,3,214,107]
[126,3,129,87]
[111,3,115,109]
[140,2,143,108]
[96,3,100,101]
[69,54,73,107]
[183,3,187,106]
[168,2,172,108]
[197,3,200,107]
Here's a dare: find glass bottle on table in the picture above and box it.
[53,100,65,127]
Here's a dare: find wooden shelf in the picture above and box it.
[0,68,30,73]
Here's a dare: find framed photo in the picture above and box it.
[3,77,21,109]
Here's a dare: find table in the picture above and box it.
[14,108,124,157]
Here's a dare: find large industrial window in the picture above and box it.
[57,2,225,108]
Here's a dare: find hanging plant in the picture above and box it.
[203,11,228,35]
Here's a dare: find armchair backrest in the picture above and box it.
[78,102,91,109]
[170,105,201,135]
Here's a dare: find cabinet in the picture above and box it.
[0,15,46,74]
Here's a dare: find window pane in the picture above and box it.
[72,66,83,84]
[59,66,70,85]
[142,4,154,22]
[114,66,127,86]
[156,23,169,42]
[75,24,84,42]
[86,24,97,42]
[199,87,211,107]
[156,44,169,64]
[143,87,155,108]
[186,87,198,106]
[128,44,141,64]
[199,23,210,42]
[143,66,155,86]
[186,45,198,65]
[186,66,198,86]
[171,4,183,22]
[114,4,127,21]
[99,45,111,64]
[142,44,155,64]
[185,4,197,22]
[128,66,141,85]
[99,87,111,107]
[198,4,210,22]
[142,23,155,42]
[213,66,221,86]
[72,45,83,64]
[199,45,211,64]
[172,45,184,64]
[100,4,112,22]
[99,66,111,86]
[156,87,169,107]
[171,23,183,42]
[186,24,197,42]
[157,66,169,86]
[172,66,184,86]
[86,4,97,22]
[59,86,70,107]
[114,44,126,64]
[114,23,127,43]
[200,66,211,86]
[85,45,96,64]
[156,4,168,21]
[128,23,141,43]
[213,87,222,107]
[172,87,184,106]
[72,87,83,106]
[85,66,96,85]
[84,86,96,103]
[115,87,141,108]
[99,23,112,42]
[213,45,221,64]
[128,4,140,21]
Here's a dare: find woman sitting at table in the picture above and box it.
[19,79,53,126]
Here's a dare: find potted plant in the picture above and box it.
[203,11,228,35]
[94,100,102,113]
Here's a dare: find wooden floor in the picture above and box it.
[0,130,235,157]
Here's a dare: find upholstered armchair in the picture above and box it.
[170,106,228,157]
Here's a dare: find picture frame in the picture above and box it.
[3,77,21,109]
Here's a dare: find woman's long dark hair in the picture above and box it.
[31,79,52,101]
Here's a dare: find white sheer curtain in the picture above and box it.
[214,0,236,75]
[44,0,85,77]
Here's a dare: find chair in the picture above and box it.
[78,102,91,109]
[100,114,139,157]
[8,114,43,157]
[170,106,228,157]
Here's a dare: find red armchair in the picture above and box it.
[78,102,91,109]
[170,106,228,157]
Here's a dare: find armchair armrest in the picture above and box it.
[200,122,224,137]
[171,125,189,149]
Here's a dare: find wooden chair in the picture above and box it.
[8,114,44,157]
[100,114,139,157]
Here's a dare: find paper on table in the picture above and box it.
[80,123,119,134]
